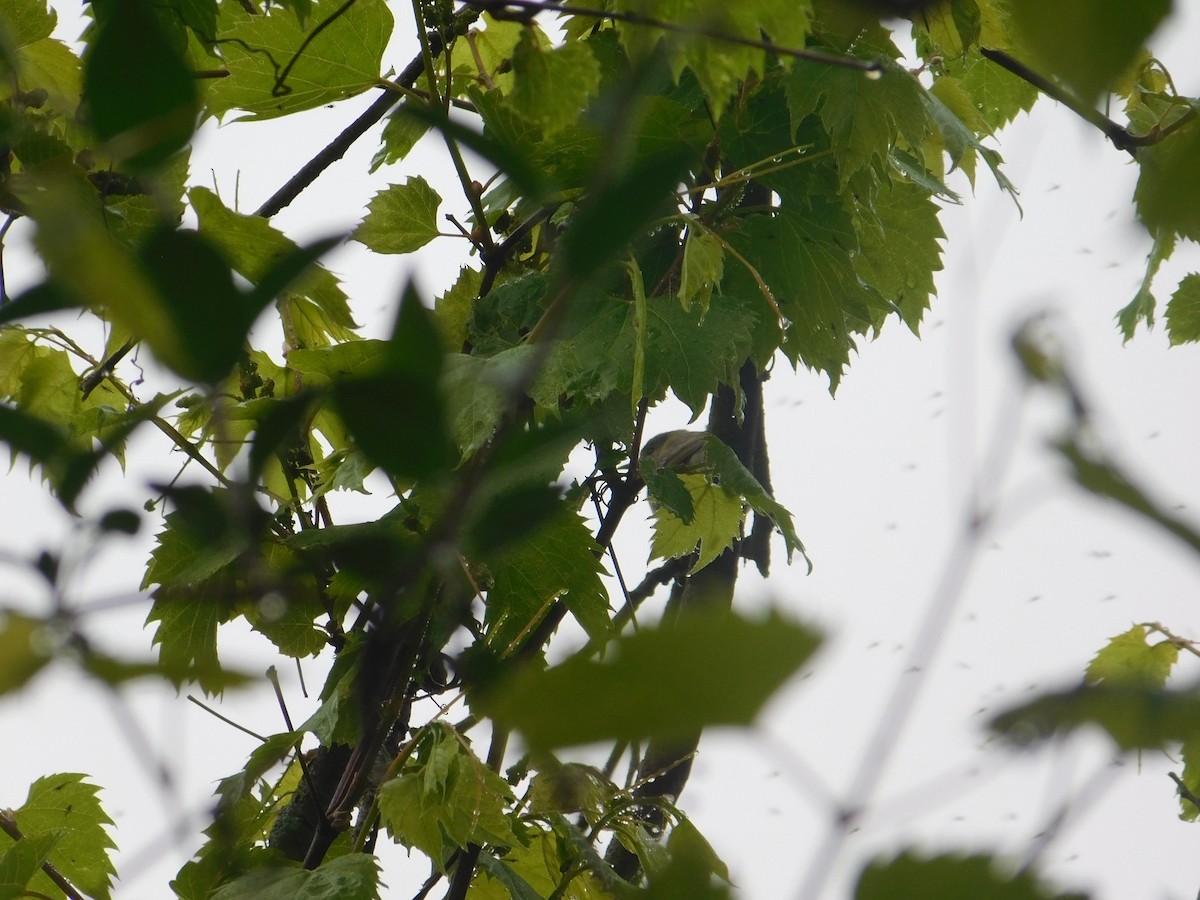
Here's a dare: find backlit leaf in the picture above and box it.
[354,177,442,255]
[1084,625,1179,689]
[1166,273,1200,345]
[649,473,743,573]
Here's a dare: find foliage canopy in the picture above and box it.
[1,0,1199,897]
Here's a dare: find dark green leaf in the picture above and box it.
[0,281,78,326]
[83,0,198,168]
[990,684,1200,751]
[1166,272,1200,345]
[856,851,1087,899]
[1135,119,1200,242]
[209,853,381,900]
[485,609,821,748]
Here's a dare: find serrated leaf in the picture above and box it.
[483,504,609,646]
[1117,230,1174,339]
[853,179,945,334]
[434,266,482,352]
[785,59,929,183]
[1178,737,1200,822]
[485,609,820,749]
[679,223,724,315]
[649,472,742,572]
[1166,273,1200,345]
[856,850,1087,900]
[354,177,442,255]
[1084,625,1178,689]
[8,774,117,900]
[206,0,392,120]
[1009,0,1169,105]
[145,582,247,694]
[0,0,56,46]
[210,853,380,900]
[371,100,431,172]
[378,723,519,864]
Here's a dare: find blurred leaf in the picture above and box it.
[1009,0,1169,105]
[191,187,357,346]
[206,0,392,121]
[678,223,723,316]
[0,829,63,898]
[0,281,79,326]
[1166,272,1200,345]
[991,683,1200,751]
[1135,119,1200,243]
[510,29,600,137]
[1085,625,1178,689]
[466,482,565,556]
[856,850,1087,899]
[0,609,52,694]
[83,0,198,168]
[485,609,820,748]
[354,177,442,255]
[641,461,695,524]
[1178,737,1200,822]
[210,853,380,900]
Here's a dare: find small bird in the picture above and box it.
[639,430,710,474]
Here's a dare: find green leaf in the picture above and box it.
[145,582,244,694]
[0,0,56,46]
[7,774,117,900]
[205,0,392,120]
[0,610,52,694]
[509,29,601,137]
[483,504,609,646]
[191,187,357,346]
[1178,737,1200,822]
[83,0,198,168]
[678,222,724,315]
[371,100,431,172]
[853,179,945,334]
[1009,0,1170,105]
[1134,119,1200,242]
[210,853,381,900]
[0,829,63,898]
[1084,625,1178,689]
[1166,273,1200,345]
[785,59,929,183]
[378,723,519,864]
[649,473,742,573]
[485,609,821,748]
[990,684,1200,751]
[353,177,442,255]
[701,435,808,569]
[1116,230,1174,339]
[434,266,482,352]
[856,851,1087,900]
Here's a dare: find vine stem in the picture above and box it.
[0,811,86,900]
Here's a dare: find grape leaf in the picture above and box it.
[1084,625,1179,689]
[354,177,442,255]
[1166,273,1200,345]
[509,29,600,137]
[649,473,742,572]
[6,774,117,900]
[483,504,609,646]
[206,0,392,121]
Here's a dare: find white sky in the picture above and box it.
[2,4,1200,899]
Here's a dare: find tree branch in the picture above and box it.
[255,9,481,218]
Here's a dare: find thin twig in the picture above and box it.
[0,811,87,900]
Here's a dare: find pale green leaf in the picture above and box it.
[354,177,442,255]
[649,472,743,572]
[509,29,600,137]
[679,222,724,315]
[206,0,392,120]
[1084,625,1179,689]
[435,266,482,351]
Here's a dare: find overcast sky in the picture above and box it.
[2,5,1200,899]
